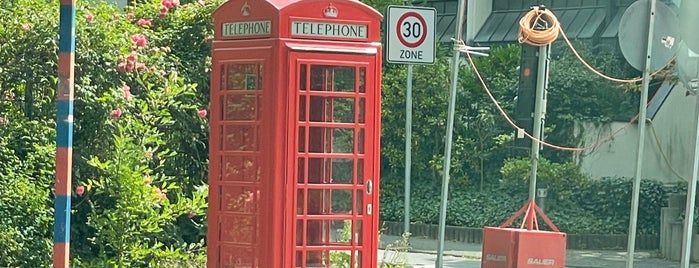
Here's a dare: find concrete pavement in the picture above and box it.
[379,235,699,268]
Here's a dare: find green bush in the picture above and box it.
[0,121,55,267]
[0,0,221,265]
[380,165,667,235]
[501,157,589,209]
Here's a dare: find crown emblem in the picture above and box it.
[323,4,338,18]
[241,2,251,17]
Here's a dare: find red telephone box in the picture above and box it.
[208,0,382,267]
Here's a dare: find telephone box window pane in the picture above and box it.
[357,128,365,155]
[222,156,259,182]
[333,128,354,153]
[306,220,329,247]
[355,190,363,215]
[306,189,354,214]
[306,127,353,153]
[332,220,353,245]
[220,214,257,243]
[309,65,355,92]
[223,94,258,121]
[355,221,363,246]
[357,159,364,185]
[220,245,256,267]
[297,189,305,215]
[331,158,353,184]
[329,251,354,268]
[299,64,308,91]
[298,127,306,153]
[308,96,355,123]
[359,67,366,93]
[221,185,257,213]
[331,67,356,92]
[358,98,365,124]
[296,220,305,248]
[298,96,307,122]
[305,250,329,268]
[224,64,261,90]
[222,125,258,151]
[331,189,353,214]
[297,157,306,183]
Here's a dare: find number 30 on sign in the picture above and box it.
[386,6,436,65]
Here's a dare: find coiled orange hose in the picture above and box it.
[518,7,560,46]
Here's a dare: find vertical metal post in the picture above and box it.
[404,64,413,235]
[680,97,699,268]
[436,0,465,265]
[626,0,655,267]
[529,44,550,202]
[54,1,76,267]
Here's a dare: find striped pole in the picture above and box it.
[54,1,76,267]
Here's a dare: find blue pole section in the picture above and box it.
[54,1,76,267]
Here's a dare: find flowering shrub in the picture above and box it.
[0,0,223,266]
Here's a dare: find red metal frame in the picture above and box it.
[287,53,379,267]
[209,0,382,267]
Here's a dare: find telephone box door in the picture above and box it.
[289,51,380,268]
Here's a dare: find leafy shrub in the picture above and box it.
[380,169,667,235]
[500,157,589,209]
[570,177,666,235]
[1,0,220,265]
[0,120,55,267]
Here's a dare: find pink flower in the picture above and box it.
[144,174,152,185]
[197,0,205,6]
[86,13,94,23]
[137,18,152,27]
[127,51,138,62]
[188,211,196,218]
[159,8,168,18]
[117,62,126,72]
[127,13,135,21]
[122,85,131,101]
[145,151,154,160]
[0,117,6,125]
[21,24,31,31]
[131,34,148,47]
[110,108,123,119]
[125,61,135,72]
[161,0,174,9]
[76,185,85,196]
[155,188,167,200]
[172,0,180,7]
[197,109,207,118]
[136,62,146,71]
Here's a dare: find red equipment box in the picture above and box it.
[481,200,567,268]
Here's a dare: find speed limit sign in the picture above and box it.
[386,6,436,64]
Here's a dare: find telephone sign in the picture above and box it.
[386,6,436,64]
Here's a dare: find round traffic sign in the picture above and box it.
[396,12,427,48]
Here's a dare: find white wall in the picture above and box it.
[578,83,697,184]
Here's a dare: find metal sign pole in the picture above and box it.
[529,44,550,202]
[681,97,699,268]
[404,64,413,235]
[626,0,656,267]
[436,0,466,265]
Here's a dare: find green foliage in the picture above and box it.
[500,157,589,209]
[0,121,55,267]
[380,169,667,235]
[0,0,221,265]
[381,45,522,188]
[569,177,666,235]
